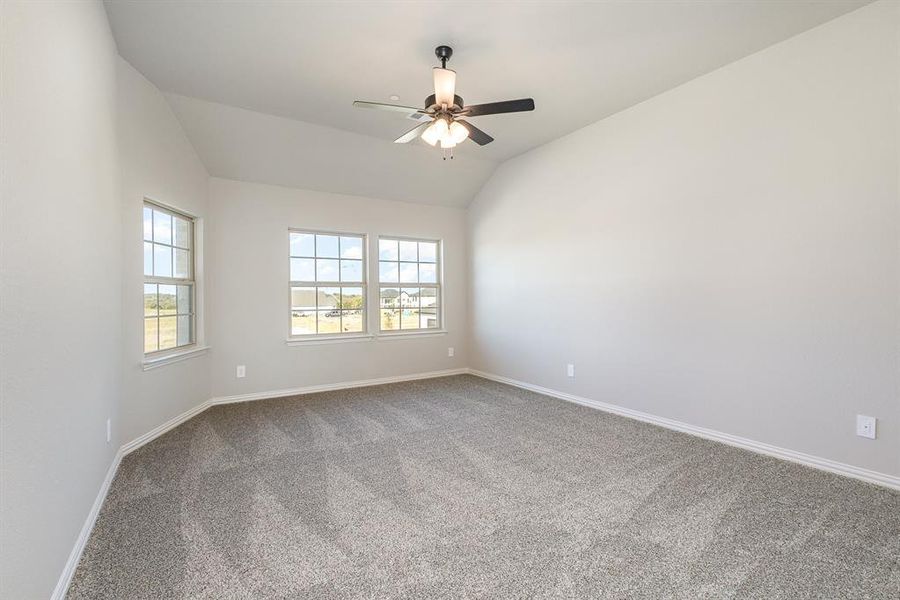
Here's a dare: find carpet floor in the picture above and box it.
[68,375,899,599]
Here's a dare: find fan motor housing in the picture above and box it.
[425,94,464,112]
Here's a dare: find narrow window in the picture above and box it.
[143,202,195,354]
[378,237,441,332]
[289,230,366,337]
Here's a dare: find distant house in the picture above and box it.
[401,291,419,307]
[380,289,421,308]
[380,288,400,308]
[291,288,338,311]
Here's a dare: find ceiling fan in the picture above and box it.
[353,45,535,159]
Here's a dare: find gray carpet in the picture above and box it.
[68,375,899,599]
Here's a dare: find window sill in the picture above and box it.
[284,330,447,346]
[377,329,448,340]
[285,334,375,346]
[142,345,210,371]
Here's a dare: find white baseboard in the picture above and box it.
[468,369,900,491]
[208,368,470,406]
[120,368,470,456]
[121,399,212,455]
[50,448,123,600]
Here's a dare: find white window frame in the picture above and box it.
[142,199,202,364]
[377,235,443,335]
[288,228,369,342]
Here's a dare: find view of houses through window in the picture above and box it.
[378,237,441,331]
[288,232,441,338]
[290,231,366,336]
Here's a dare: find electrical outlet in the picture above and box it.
[567,364,575,377]
[448,347,455,357]
[856,415,876,439]
[106,418,111,443]
[236,365,246,378]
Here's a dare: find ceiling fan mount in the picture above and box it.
[435,45,453,68]
[353,44,535,159]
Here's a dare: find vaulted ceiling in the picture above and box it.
[105,0,869,207]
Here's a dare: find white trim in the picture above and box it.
[285,334,374,346]
[142,345,210,371]
[376,329,448,340]
[209,368,469,405]
[121,397,212,455]
[50,449,123,600]
[467,369,900,491]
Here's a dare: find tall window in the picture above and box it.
[143,202,195,354]
[378,237,441,331]
[290,230,366,337]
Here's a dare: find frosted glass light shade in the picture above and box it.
[433,68,457,107]
[421,121,440,146]
[449,121,469,144]
[421,117,450,146]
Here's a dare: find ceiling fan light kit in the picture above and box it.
[353,45,535,160]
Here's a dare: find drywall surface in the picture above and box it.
[165,94,498,209]
[117,58,211,443]
[0,1,122,597]
[207,178,467,397]
[468,1,900,477]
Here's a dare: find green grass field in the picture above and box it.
[289,308,438,335]
[149,304,438,349]
[291,311,363,335]
[144,309,186,353]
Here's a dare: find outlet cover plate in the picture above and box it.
[856,414,876,439]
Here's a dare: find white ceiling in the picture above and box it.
[165,94,497,208]
[105,0,869,205]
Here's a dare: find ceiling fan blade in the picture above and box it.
[394,121,432,144]
[458,120,494,146]
[433,68,457,107]
[462,98,535,117]
[353,100,425,114]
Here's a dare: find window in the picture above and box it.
[378,237,441,331]
[143,202,195,354]
[289,230,366,337]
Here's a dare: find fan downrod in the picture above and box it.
[435,45,453,68]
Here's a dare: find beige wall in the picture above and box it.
[207,178,466,398]
[0,2,122,597]
[468,1,900,477]
[117,58,212,444]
